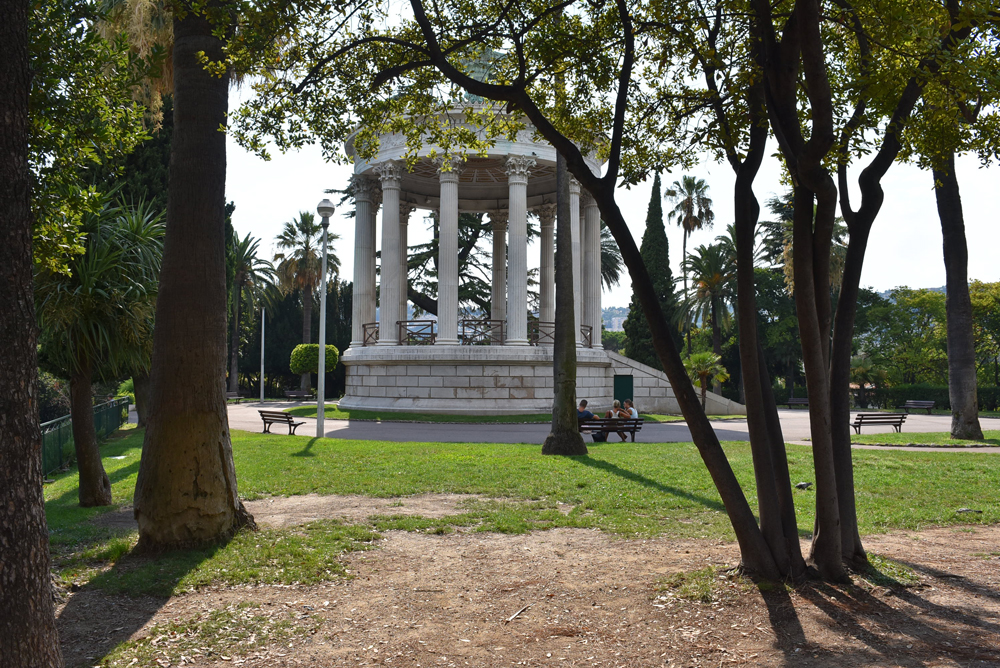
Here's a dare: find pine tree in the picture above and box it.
[623,173,680,369]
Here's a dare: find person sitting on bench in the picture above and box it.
[578,399,607,442]
[604,400,630,441]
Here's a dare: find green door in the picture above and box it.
[613,374,633,405]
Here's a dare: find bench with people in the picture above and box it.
[577,399,644,442]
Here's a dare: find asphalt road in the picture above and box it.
[222,401,1000,450]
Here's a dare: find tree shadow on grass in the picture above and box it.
[56,531,233,667]
[572,456,726,512]
[290,436,321,457]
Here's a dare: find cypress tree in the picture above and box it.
[623,173,680,369]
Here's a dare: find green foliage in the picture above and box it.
[38,371,72,422]
[29,0,151,273]
[35,198,165,380]
[274,211,340,292]
[601,328,626,354]
[116,378,135,405]
[857,288,948,385]
[684,352,729,392]
[289,344,339,375]
[623,174,680,368]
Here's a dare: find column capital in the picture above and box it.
[374,160,404,189]
[400,202,415,222]
[569,177,581,196]
[435,156,464,183]
[534,203,556,228]
[504,155,536,185]
[488,210,508,232]
[350,175,381,203]
[581,192,598,209]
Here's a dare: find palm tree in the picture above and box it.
[600,221,623,289]
[665,175,715,354]
[274,211,340,390]
[229,231,275,394]
[36,199,164,507]
[684,352,730,411]
[681,244,735,364]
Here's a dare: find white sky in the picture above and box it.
[226,95,1000,310]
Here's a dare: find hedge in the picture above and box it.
[289,344,340,375]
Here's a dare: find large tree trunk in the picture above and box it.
[229,276,242,394]
[711,298,722,394]
[732,115,805,580]
[934,154,983,440]
[300,283,312,390]
[134,5,255,552]
[543,153,587,455]
[134,371,151,428]
[70,362,112,507]
[0,0,64,658]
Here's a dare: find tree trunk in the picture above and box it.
[732,121,805,579]
[300,283,312,390]
[543,153,587,455]
[594,190,780,580]
[134,6,255,552]
[0,0,64,657]
[229,275,242,394]
[70,362,112,507]
[682,233,691,356]
[134,371,151,428]
[711,298,722,394]
[934,154,983,440]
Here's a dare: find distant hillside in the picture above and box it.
[877,286,945,300]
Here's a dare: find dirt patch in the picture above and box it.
[64,499,1000,668]
[91,494,487,531]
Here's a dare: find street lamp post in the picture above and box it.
[316,198,336,437]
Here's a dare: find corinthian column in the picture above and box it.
[583,193,602,347]
[569,178,583,347]
[489,210,508,325]
[400,202,414,327]
[436,158,463,345]
[536,203,556,328]
[375,161,403,344]
[350,175,380,346]
[505,155,535,346]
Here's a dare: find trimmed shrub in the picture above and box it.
[289,344,339,375]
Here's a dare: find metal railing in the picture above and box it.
[460,319,505,345]
[362,322,380,346]
[398,319,437,345]
[40,396,130,476]
[528,321,593,347]
[528,321,555,346]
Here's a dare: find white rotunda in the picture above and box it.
[338,113,743,416]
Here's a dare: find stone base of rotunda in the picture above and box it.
[339,345,614,415]
[339,344,747,416]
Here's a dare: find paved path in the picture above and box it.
[225,401,1000,451]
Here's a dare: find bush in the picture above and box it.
[117,378,136,405]
[38,371,71,422]
[289,344,339,375]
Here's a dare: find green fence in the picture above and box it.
[40,397,130,476]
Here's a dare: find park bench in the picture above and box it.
[785,398,809,409]
[578,417,644,442]
[851,412,907,434]
[284,390,315,401]
[897,400,935,414]
[225,392,244,404]
[258,410,306,435]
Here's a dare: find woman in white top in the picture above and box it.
[624,399,638,419]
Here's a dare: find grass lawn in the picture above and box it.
[851,430,1000,447]
[285,405,745,424]
[45,428,998,598]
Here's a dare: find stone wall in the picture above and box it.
[339,345,745,416]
